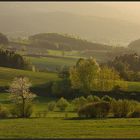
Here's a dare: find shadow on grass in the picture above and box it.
[0,116,44,121]
[64,117,115,121]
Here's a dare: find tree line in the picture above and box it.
[106,53,140,81]
[51,57,127,98]
[0,49,32,70]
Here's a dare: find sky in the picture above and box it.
[1,2,140,23]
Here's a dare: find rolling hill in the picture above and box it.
[8,33,132,71]
[28,33,113,51]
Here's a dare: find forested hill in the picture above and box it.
[128,38,140,53]
[28,33,113,51]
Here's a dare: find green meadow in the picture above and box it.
[27,56,77,71]
[0,117,140,138]
[0,92,140,138]
[0,66,58,87]
[0,67,140,138]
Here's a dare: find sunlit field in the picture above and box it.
[0,117,140,138]
[1,2,140,139]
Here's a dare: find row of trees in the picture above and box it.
[106,53,140,81]
[40,96,140,118]
[47,95,140,119]
[0,49,32,70]
[52,57,127,98]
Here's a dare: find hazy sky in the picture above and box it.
[1,2,140,23]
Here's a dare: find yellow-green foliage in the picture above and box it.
[70,58,127,93]
[70,58,100,93]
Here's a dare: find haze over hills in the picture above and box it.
[128,39,140,53]
[1,11,140,46]
[1,2,140,46]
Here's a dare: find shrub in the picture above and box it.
[35,110,48,118]
[78,96,87,107]
[78,101,111,118]
[0,105,9,118]
[102,95,112,102]
[92,96,100,102]
[72,98,80,111]
[87,95,94,103]
[72,96,87,111]
[128,106,140,118]
[129,110,140,118]
[24,103,33,118]
[10,103,33,118]
[56,97,69,111]
[111,99,134,118]
[47,101,56,111]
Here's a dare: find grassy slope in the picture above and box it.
[127,81,140,92]
[27,56,77,71]
[0,117,140,138]
[0,67,58,87]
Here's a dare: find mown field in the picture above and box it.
[0,92,140,139]
[0,116,140,138]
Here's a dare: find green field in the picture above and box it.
[0,92,140,139]
[27,56,77,71]
[0,92,140,138]
[0,117,140,138]
[127,81,140,92]
[0,67,58,87]
[47,49,81,58]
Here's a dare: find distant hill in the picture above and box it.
[8,33,133,68]
[28,33,112,51]
[128,39,140,53]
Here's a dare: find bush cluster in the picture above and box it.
[73,95,140,118]
[78,101,111,118]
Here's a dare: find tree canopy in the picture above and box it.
[0,49,31,70]
[70,58,127,94]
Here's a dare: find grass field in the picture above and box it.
[0,92,140,138]
[127,81,140,92]
[47,50,81,58]
[0,67,58,87]
[27,56,77,71]
[0,117,140,138]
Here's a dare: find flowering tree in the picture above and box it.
[9,76,36,118]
